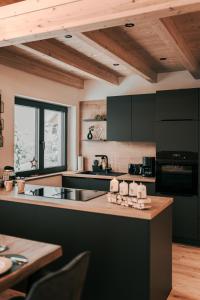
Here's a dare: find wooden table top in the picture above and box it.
[0,235,62,293]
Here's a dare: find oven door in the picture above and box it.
[156,162,198,196]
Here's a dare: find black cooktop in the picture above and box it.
[25,187,106,201]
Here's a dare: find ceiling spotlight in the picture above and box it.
[160,57,167,61]
[125,23,135,28]
[65,34,72,38]
[113,63,120,66]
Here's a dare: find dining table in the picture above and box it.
[0,234,62,296]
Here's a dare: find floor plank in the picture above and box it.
[168,243,200,300]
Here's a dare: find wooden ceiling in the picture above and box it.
[0,0,200,88]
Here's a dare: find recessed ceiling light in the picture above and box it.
[113,63,119,66]
[160,57,167,61]
[125,23,135,28]
[65,34,72,38]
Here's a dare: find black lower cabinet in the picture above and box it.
[62,176,110,191]
[172,196,199,243]
[0,201,172,300]
[62,176,156,195]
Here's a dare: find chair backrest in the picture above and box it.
[26,251,90,300]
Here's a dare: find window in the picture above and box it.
[14,97,67,176]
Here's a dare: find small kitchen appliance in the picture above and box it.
[141,157,155,177]
[128,164,142,175]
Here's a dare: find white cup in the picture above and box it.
[17,180,25,194]
[4,180,13,192]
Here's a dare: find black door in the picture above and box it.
[155,120,198,152]
[132,94,155,142]
[156,88,199,121]
[107,96,132,141]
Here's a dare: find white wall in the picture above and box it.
[0,64,81,172]
[80,70,200,100]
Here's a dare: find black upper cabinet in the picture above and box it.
[107,94,155,142]
[156,120,198,152]
[107,96,132,141]
[156,89,199,121]
[132,94,155,142]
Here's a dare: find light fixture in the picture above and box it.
[125,23,135,28]
[65,34,72,38]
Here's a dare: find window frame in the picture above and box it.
[15,97,68,177]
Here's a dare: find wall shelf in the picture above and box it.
[83,119,107,122]
[82,139,107,142]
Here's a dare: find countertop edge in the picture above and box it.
[0,185,172,221]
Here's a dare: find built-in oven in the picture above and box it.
[156,151,198,196]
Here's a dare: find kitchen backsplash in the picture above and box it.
[81,141,156,172]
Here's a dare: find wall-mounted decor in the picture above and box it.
[0,94,4,148]
[0,119,4,130]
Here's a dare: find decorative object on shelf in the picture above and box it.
[94,114,107,121]
[87,125,94,140]
[93,125,104,140]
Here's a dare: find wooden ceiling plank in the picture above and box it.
[0,0,200,46]
[84,28,157,83]
[155,17,200,79]
[23,39,121,85]
[0,0,23,7]
[0,46,84,89]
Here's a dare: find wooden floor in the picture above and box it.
[0,243,200,300]
[168,243,200,300]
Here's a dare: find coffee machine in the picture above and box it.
[141,157,155,177]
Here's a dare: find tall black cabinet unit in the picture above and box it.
[107,94,156,142]
[156,88,199,244]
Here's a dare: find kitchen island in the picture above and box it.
[0,185,173,300]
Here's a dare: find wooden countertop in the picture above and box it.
[0,185,172,220]
[62,171,156,183]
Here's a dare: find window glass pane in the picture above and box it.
[14,105,39,172]
[44,109,65,168]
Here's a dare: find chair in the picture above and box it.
[10,251,90,300]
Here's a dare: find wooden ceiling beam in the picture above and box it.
[0,0,23,6]
[23,39,121,85]
[0,0,200,46]
[155,17,200,79]
[0,46,84,89]
[84,28,157,83]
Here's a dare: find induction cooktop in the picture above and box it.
[25,187,106,201]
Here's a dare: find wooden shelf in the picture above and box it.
[83,119,107,122]
[82,139,107,142]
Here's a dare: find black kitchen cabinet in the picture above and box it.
[156,88,199,121]
[155,120,198,152]
[107,95,132,141]
[107,94,155,142]
[132,94,155,142]
[62,176,110,191]
[173,196,199,241]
